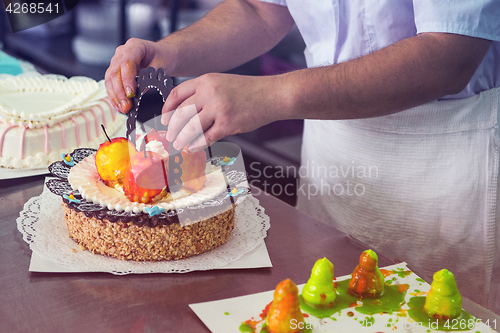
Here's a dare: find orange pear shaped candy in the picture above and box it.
[266,279,305,333]
[348,249,384,298]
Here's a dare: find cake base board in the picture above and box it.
[28,242,272,272]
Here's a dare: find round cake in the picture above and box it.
[47,148,243,261]
[0,73,125,169]
[62,202,235,261]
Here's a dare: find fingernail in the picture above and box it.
[161,114,168,125]
[120,99,129,111]
[112,99,121,112]
[173,141,180,150]
[126,87,135,98]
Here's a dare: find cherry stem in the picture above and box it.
[143,138,147,158]
[101,124,111,143]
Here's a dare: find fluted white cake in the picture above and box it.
[0,73,125,169]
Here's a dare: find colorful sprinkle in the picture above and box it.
[226,187,244,197]
[61,153,75,166]
[220,156,236,166]
[410,291,427,297]
[144,206,165,217]
[63,192,80,203]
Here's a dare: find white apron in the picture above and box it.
[296,89,500,309]
[280,0,500,310]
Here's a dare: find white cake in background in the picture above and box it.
[0,73,126,169]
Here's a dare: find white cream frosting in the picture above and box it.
[145,140,169,160]
[0,73,106,128]
[68,153,229,214]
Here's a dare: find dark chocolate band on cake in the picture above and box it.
[62,202,236,261]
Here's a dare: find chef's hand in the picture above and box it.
[105,38,176,114]
[162,73,286,151]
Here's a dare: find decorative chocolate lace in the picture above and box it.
[46,148,250,227]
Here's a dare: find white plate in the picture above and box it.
[190,263,498,333]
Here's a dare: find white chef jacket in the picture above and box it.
[260,0,500,97]
[258,0,500,311]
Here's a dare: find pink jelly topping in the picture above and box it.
[59,123,66,149]
[81,113,91,142]
[20,126,28,158]
[71,117,81,146]
[44,125,49,154]
[89,107,100,136]
[102,99,116,121]
[95,104,107,127]
[0,125,15,157]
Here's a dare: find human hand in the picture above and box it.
[162,73,286,151]
[105,38,176,114]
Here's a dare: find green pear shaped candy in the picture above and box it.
[424,269,462,319]
[302,257,337,308]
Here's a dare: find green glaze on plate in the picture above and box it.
[358,316,375,327]
[300,279,408,318]
[239,322,255,333]
[355,282,408,316]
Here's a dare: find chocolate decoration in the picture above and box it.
[126,67,183,192]
[168,141,184,192]
[47,148,249,228]
[127,67,174,145]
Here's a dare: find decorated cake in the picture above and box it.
[46,131,248,261]
[0,73,125,169]
[43,67,248,262]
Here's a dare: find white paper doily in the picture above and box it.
[17,185,270,275]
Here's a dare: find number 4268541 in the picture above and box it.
[5,2,60,14]
[443,318,497,330]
